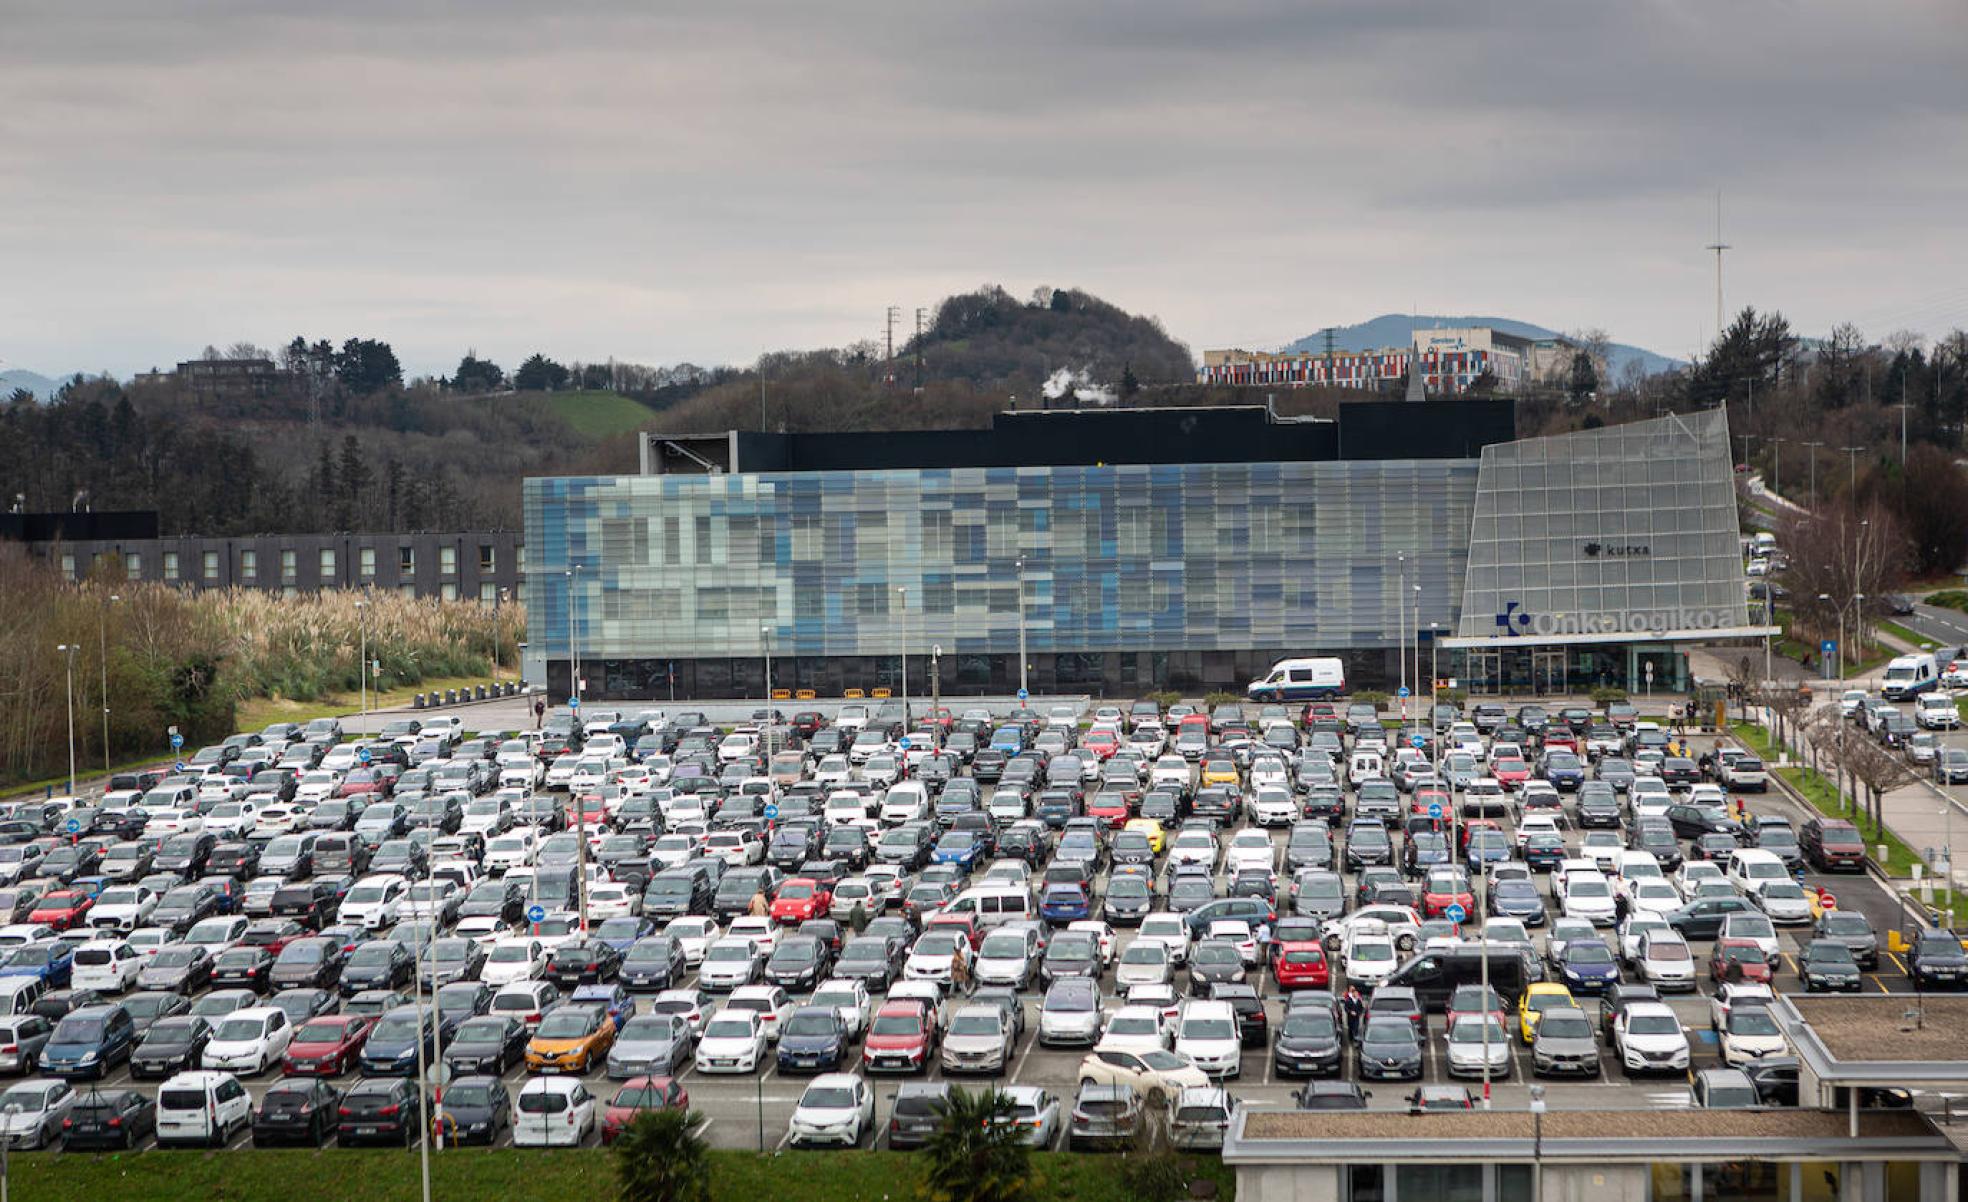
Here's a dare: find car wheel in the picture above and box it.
[1147,1087,1166,1109]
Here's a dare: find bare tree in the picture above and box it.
[1841,734,1917,835]
[1761,681,1810,753]
[1777,501,1908,652]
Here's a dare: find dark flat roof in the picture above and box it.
[686,399,1515,474]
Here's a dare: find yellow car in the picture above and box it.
[1517,983,1576,1045]
[524,1001,616,1074]
[1200,758,1241,788]
[1123,818,1167,854]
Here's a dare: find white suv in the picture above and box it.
[1173,1001,1242,1079]
[1613,1001,1691,1075]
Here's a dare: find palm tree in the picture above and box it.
[612,1108,711,1202]
[918,1087,1034,1202]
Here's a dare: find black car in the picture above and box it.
[270,881,343,929]
[1293,1080,1371,1110]
[121,990,191,1036]
[338,1077,424,1146]
[340,940,414,996]
[1908,931,1968,990]
[1574,789,1621,829]
[834,935,903,990]
[776,1005,850,1074]
[253,1076,341,1147]
[443,1015,529,1076]
[764,934,833,992]
[1665,804,1743,841]
[1343,825,1394,871]
[1797,939,1863,992]
[62,1088,157,1150]
[1356,1017,1424,1081]
[1211,982,1270,1047]
[545,939,623,988]
[458,881,524,923]
[270,937,347,991]
[620,936,688,992]
[130,1014,212,1079]
[1665,897,1757,941]
[211,946,277,994]
[1272,1004,1344,1077]
[435,1075,510,1146]
[1743,1055,1800,1107]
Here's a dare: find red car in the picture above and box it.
[283,1014,376,1076]
[769,878,833,925]
[1446,984,1508,1031]
[336,769,389,799]
[923,707,956,734]
[1086,794,1130,828]
[1270,941,1331,990]
[241,919,309,956]
[1420,870,1476,921]
[1541,730,1580,754]
[1083,731,1121,761]
[28,889,93,931]
[600,1075,688,1144]
[1458,819,1504,856]
[1709,938,1774,984]
[923,912,981,950]
[862,1000,937,1074]
[1489,756,1531,790]
[567,794,608,826]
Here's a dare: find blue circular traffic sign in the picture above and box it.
[763,804,780,821]
[169,732,184,750]
[525,904,547,924]
[899,736,912,750]
[173,761,185,772]
[358,747,372,765]
[1017,689,1029,702]
[1397,686,1411,698]
[1410,734,1426,749]
[1427,802,1444,819]
[569,696,581,709]
[1444,903,1467,923]
[63,819,81,835]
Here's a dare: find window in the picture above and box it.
[399,584,416,600]
[479,582,498,604]
[122,551,141,577]
[239,550,256,582]
[359,548,376,580]
[318,548,335,581]
[440,582,457,602]
[439,546,457,576]
[162,552,180,582]
[202,550,219,581]
[479,544,495,572]
[60,554,75,580]
[399,546,415,574]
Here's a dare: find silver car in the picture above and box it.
[605,1013,694,1080]
[1037,978,1104,1048]
[1531,1007,1601,1078]
[997,1085,1061,1148]
[0,1078,76,1149]
[1443,1015,1512,1080]
[941,1004,1016,1075]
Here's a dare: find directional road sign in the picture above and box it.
[1427,802,1444,820]
[358,747,372,765]
[169,732,184,751]
[1444,903,1467,924]
[1397,686,1410,699]
[525,904,547,924]
[174,761,186,772]
[1411,734,1426,749]
[1017,688,1029,702]
[64,819,81,835]
[569,696,581,709]
[763,804,780,821]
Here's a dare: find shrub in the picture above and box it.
[1144,690,1183,710]
[1352,691,1389,709]
[1118,1138,1192,1202]
[1590,685,1630,705]
[1202,690,1243,709]
[1927,590,1968,613]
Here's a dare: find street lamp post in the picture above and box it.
[99,592,118,773]
[356,598,369,723]
[566,566,582,707]
[1819,593,1837,681]
[761,626,774,756]
[896,587,909,726]
[1014,557,1028,697]
[1530,1084,1547,1202]
[55,644,77,796]
[932,645,942,728]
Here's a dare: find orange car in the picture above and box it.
[524,1001,616,1074]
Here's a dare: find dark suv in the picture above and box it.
[1799,818,1866,872]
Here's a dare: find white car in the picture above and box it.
[0,1078,77,1149]
[1444,1014,1513,1080]
[484,830,539,873]
[1341,925,1399,987]
[1204,920,1260,967]
[1626,879,1684,919]
[454,915,507,946]
[513,1078,597,1147]
[89,886,158,933]
[1114,941,1172,989]
[662,916,720,967]
[1617,915,1670,965]
[1167,831,1219,870]
[1558,870,1618,926]
[1097,1005,1172,1055]
[125,927,179,961]
[1718,913,1782,963]
[814,756,854,789]
[1717,1005,1789,1067]
[70,940,143,992]
[1224,830,1276,875]
[1076,1047,1210,1104]
[1248,788,1297,828]
[1634,932,1698,992]
[201,1006,293,1075]
[1709,981,1777,1032]
[694,1009,767,1074]
[879,785,929,825]
[584,883,640,921]
[1613,1001,1691,1075]
[1675,862,1727,900]
[482,937,547,986]
[1136,914,1193,965]
[788,1072,876,1148]
[1172,1000,1242,1079]
[810,978,872,1040]
[294,772,342,804]
[1067,920,1117,968]
[699,936,764,991]
[726,984,795,1041]
[727,916,777,958]
[339,875,411,930]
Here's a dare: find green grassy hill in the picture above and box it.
[535,389,658,438]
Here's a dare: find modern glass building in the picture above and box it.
[522,402,1765,700]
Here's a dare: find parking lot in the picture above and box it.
[0,692,1947,1157]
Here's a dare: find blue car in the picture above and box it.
[38,1003,137,1080]
[989,728,1026,755]
[570,983,637,1031]
[931,831,986,872]
[593,917,655,954]
[1039,884,1092,925]
[0,942,75,988]
[1555,941,1622,993]
[775,1005,849,1074]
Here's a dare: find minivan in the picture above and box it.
[941,884,1035,930]
[1381,946,1542,1012]
[39,1003,138,1080]
[155,1070,254,1147]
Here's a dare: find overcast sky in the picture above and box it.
[3,1,1964,380]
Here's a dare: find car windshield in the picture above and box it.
[802,1086,856,1109]
[781,1011,836,1038]
[535,1009,597,1039]
[950,1012,1002,1037]
[1729,1010,1780,1036]
[1569,943,1614,964]
[704,1016,755,1040]
[214,1016,267,1041]
[1808,943,1856,964]
[1183,1017,1236,1041]
[1540,1014,1591,1039]
[1629,1013,1680,1035]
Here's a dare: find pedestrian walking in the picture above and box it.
[533,698,545,730]
[748,890,768,918]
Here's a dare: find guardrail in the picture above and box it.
[411,682,528,709]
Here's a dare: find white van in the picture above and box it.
[155,1070,254,1147]
[1247,657,1346,702]
[1726,848,1790,896]
[0,977,46,1017]
[941,884,1035,930]
[1882,654,1939,701]
[1347,750,1386,787]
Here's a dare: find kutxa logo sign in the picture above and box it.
[1582,542,1651,558]
[1495,601,1733,637]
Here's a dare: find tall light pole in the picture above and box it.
[761,626,774,755]
[1770,436,1784,501]
[896,587,910,726]
[1397,555,1408,709]
[566,566,582,707]
[99,592,118,773]
[1014,557,1028,697]
[1843,445,1865,495]
[931,645,942,728]
[55,644,77,796]
[1819,593,1836,680]
[1803,441,1823,508]
[1530,1083,1548,1202]
[356,598,369,723]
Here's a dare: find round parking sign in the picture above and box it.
[169,732,184,750]
[763,804,780,821]
[358,747,372,765]
[1427,802,1444,820]
[525,904,547,924]
[1444,903,1467,923]
[1017,688,1029,702]
[1410,734,1426,749]
[64,818,81,835]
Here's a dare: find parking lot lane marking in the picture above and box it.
[1888,952,1909,974]
[1869,975,1891,994]
[1009,1029,1040,1083]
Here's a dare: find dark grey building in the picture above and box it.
[23,526,524,603]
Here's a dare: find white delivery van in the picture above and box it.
[1246,658,1346,702]
[1881,654,1939,701]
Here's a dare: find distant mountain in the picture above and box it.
[1279,314,1682,379]
[1,369,60,401]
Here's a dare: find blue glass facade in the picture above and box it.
[524,459,1478,697]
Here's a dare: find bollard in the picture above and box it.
[445,689,458,705]
[475,685,487,700]
[413,694,425,710]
